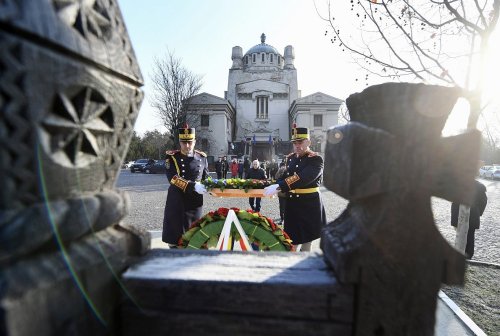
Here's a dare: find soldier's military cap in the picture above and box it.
[178,124,195,141]
[291,124,309,142]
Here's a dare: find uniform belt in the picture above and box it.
[289,187,319,194]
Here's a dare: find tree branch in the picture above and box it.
[443,0,484,33]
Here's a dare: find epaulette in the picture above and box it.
[166,150,179,156]
[194,149,207,157]
[285,152,294,158]
[307,151,318,157]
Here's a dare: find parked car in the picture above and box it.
[122,160,135,169]
[130,159,152,173]
[479,165,492,178]
[143,160,167,174]
[487,165,500,180]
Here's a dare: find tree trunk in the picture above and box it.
[455,204,470,253]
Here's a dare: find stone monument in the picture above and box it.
[321,82,481,335]
[0,1,148,335]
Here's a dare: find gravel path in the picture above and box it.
[118,171,499,264]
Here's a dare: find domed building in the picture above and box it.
[185,33,342,163]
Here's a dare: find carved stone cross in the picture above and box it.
[321,83,480,336]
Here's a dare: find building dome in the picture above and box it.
[241,33,285,71]
[244,33,281,57]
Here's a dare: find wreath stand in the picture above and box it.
[215,209,252,251]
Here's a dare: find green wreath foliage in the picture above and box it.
[202,177,271,192]
[179,208,294,251]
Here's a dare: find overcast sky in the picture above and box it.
[118,0,499,138]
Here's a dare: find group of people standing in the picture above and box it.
[162,124,325,252]
[214,156,280,181]
[214,156,249,179]
[221,157,248,179]
[161,124,487,256]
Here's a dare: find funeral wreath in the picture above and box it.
[179,207,294,251]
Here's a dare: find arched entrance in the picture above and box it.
[251,143,272,162]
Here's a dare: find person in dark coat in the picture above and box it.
[238,160,244,178]
[451,180,487,259]
[265,160,271,178]
[264,125,326,251]
[162,125,209,248]
[221,156,229,179]
[246,159,267,212]
[243,157,250,178]
[269,159,279,180]
[215,158,222,179]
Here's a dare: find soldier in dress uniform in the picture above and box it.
[264,125,326,251]
[162,125,209,248]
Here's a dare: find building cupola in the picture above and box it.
[242,33,284,71]
[284,45,295,69]
[231,46,243,69]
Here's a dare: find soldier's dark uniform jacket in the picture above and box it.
[162,149,209,244]
[276,150,326,245]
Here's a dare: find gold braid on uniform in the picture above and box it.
[171,175,189,192]
[194,149,207,157]
[168,152,181,175]
[285,173,300,189]
[307,150,318,157]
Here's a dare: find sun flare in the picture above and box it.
[483,28,500,108]
[443,27,500,137]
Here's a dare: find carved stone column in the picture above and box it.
[0,1,147,335]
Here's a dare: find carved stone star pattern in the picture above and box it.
[53,0,112,40]
[42,87,114,167]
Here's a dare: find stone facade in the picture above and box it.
[185,34,342,162]
[185,93,236,161]
[290,92,344,153]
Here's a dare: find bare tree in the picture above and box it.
[337,103,350,124]
[319,0,498,125]
[150,51,203,147]
[318,0,499,253]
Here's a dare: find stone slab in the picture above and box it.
[121,249,354,336]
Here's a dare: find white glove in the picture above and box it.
[263,184,280,196]
[194,182,207,194]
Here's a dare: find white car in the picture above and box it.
[487,165,500,180]
[122,161,135,169]
[479,166,492,178]
[483,165,500,179]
